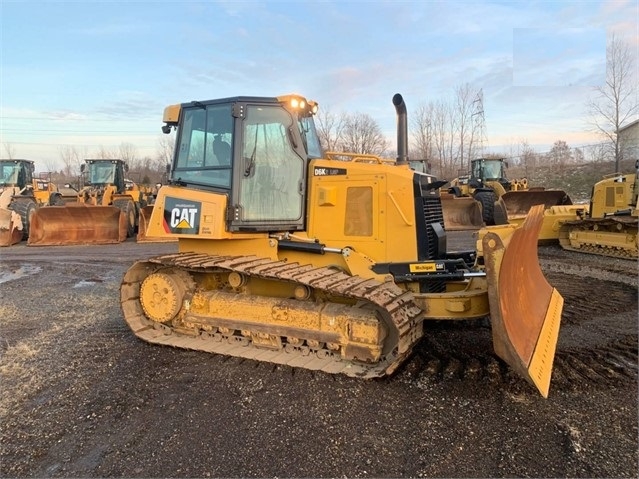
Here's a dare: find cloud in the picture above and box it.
[513,28,606,87]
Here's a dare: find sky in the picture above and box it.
[1,0,637,173]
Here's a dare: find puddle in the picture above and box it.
[0,265,43,284]
[73,280,97,288]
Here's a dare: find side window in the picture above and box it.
[238,106,304,221]
[472,161,482,180]
[174,105,233,189]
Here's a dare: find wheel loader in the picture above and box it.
[120,93,564,397]
[0,159,63,246]
[443,158,572,231]
[28,159,154,246]
[557,164,638,259]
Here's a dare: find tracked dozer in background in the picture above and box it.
[443,158,573,231]
[120,93,564,397]
[28,159,154,246]
[0,159,63,246]
[558,164,638,259]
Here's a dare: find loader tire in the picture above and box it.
[114,199,136,238]
[474,191,496,225]
[493,197,509,225]
[11,198,37,240]
[48,192,65,206]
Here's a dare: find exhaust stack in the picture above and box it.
[393,93,408,165]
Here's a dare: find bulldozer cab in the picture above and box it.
[165,95,322,233]
[0,159,34,189]
[82,159,127,193]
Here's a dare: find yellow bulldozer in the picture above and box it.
[120,93,564,397]
[557,164,638,259]
[0,159,64,246]
[443,158,573,231]
[28,159,153,246]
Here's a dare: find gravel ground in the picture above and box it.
[0,241,637,478]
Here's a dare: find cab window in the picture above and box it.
[174,104,233,189]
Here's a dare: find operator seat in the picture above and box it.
[213,135,231,165]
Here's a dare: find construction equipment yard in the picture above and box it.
[0,240,636,478]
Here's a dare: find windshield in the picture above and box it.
[0,163,20,185]
[88,162,116,185]
[481,160,503,180]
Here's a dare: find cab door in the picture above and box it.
[229,101,306,232]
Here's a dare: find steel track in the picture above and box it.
[121,252,424,379]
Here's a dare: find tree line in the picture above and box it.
[316,35,636,181]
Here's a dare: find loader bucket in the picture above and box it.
[136,205,176,243]
[27,205,128,246]
[0,209,22,247]
[481,204,564,397]
[440,193,484,231]
[502,190,572,218]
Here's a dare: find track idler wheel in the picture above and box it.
[139,269,192,323]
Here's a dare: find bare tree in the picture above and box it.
[519,140,539,181]
[118,142,138,167]
[95,145,117,159]
[41,158,59,175]
[454,83,482,172]
[431,100,460,179]
[315,108,346,152]
[547,140,573,179]
[340,112,389,156]
[587,34,638,172]
[410,101,435,163]
[3,143,17,159]
[156,135,174,165]
[58,145,84,178]
[153,135,175,183]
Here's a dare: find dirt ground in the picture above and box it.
[0,240,636,478]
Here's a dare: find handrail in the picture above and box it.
[324,151,394,164]
[387,191,413,226]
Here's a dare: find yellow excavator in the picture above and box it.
[0,159,63,246]
[558,164,638,259]
[121,93,564,397]
[28,159,153,246]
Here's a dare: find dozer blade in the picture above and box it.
[440,193,484,231]
[481,204,564,397]
[502,190,572,218]
[136,205,176,243]
[0,209,23,247]
[28,205,128,246]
